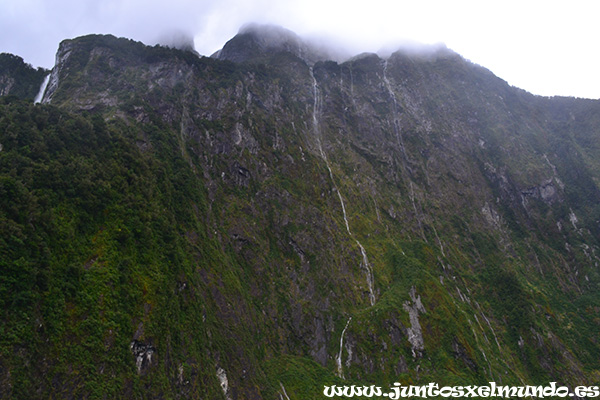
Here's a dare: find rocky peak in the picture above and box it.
[213,23,338,65]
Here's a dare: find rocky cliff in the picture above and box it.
[1,26,600,399]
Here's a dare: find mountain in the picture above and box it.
[0,53,48,100]
[1,25,600,399]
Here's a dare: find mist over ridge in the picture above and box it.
[213,23,460,65]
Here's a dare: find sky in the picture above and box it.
[1,0,599,99]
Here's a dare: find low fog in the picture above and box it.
[155,29,198,53]
[0,0,599,98]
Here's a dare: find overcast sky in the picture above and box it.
[1,0,598,98]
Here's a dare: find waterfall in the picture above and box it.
[383,61,428,241]
[279,382,291,400]
[34,74,51,104]
[336,317,352,378]
[382,60,408,161]
[473,314,490,344]
[310,68,376,306]
[481,311,502,351]
[357,243,376,305]
[467,319,493,378]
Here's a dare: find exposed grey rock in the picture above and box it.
[130,340,156,375]
[216,367,232,400]
[403,286,426,358]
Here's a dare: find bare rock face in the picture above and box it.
[402,287,426,358]
[130,340,156,375]
[40,40,73,104]
[0,75,15,96]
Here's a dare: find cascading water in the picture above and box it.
[383,61,428,242]
[481,310,502,351]
[474,314,490,344]
[357,243,376,306]
[382,60,408,162]
[279,382,291,400]
[34,74,51,104]
[310,68,376,306]
[336,317,352,378]
[467,318,493,378]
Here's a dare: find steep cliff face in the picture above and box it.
[2,27,600,399]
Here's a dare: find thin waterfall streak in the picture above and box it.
[279,383,291,400]
[481,312,502,351]
[310,68,376,306]
[468,319,493,379]
[474,314,490,344]
[349,66,354,98]
[409,181,426,241]
[347,65,356,109]
[336,317,352,378]
[371,193,382,223]
[382,60,408,162]
[357,242,376,306]
[432,223,446,257]
[337,191,351,235]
